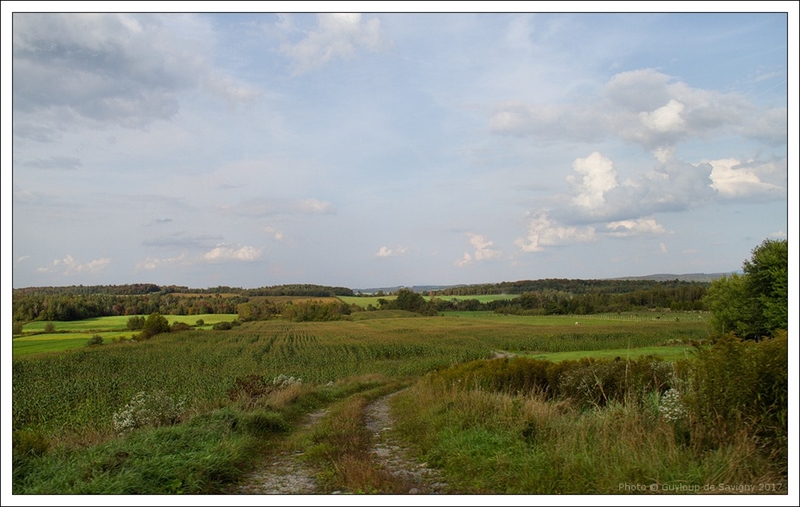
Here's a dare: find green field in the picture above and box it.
[14,314,239,356]
[519,344,695,362]
[14,310,782,495]
[340,293,518,309]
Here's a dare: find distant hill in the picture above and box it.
[610,272,738,283]
[356,273,735,294]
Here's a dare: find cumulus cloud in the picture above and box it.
[489,68,786,151]
[264,226,285,241]
[708,158,783,198]
[516,212,596,253]
[203,245,262,262]
[376,246,407,258]
[13,13,260,133]
[136,253,188,270]
[561,152,718,222]
[37,254,110,274]
[455,233,502,266]
[278,13,387,75]
[566,152,618,212]
[605,218,667,238]
[468,233,502,260]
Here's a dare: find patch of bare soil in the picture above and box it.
[231,390,450,495]
[231,409,326,494]
[364,390,450,494]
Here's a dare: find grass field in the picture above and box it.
[340,294,519,309]
[14,314,239,356]
[519,344,695,362]
[14,309,780,495]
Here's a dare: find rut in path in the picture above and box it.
[232,390,449,495]
[363,390,450,494]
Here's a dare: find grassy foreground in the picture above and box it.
[12,312,785,495]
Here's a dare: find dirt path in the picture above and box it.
[231,409,326,494]
[364,390,450,494]
[232,389,449,495]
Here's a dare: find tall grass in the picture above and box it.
[390,334,788,494]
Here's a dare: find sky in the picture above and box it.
[5,4,797,291]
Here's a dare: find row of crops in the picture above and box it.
[12,315,710,437]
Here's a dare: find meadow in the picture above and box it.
[13,314,238,356]
[11,311,786,495]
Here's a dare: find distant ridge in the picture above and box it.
[354,273,734,294]
[609,272,737,282]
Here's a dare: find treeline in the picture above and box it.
[488,283,708,315]
[432,278,710,296]
[11,283,354,323]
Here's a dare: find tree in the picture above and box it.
[140,312,170,339]
[743,239,788,336]
[704,239,788,339]
[127,315,145,330]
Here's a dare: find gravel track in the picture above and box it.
[232,390,449,495]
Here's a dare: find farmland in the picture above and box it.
[11,310,787,495]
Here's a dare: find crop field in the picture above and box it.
[340,294,518,308]
[14,314,239,356]
[12,313,709,435]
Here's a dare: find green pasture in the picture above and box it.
[14,314,239,356]
[519,344,696,362]
[20,314,238,334]
[13,332,136,356]
[340,294,518,309]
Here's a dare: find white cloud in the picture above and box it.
[376,245,407,258]
[37,255,111,274]
[566,152,618,212]
[264,226,285,241]
[136,253,188,270]
[639,99,685,133]
[454,252,473,267]
[708,158,783,198]
[13,13,261,133]
[279,13,387,75]
[204,245,262,262]
[489,68,786,151]
[605,218,666,238]
[455,233,501,267]
[516,212,596,253]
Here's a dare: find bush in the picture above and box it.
[86,335,104,346]
[212,321,232,331]
[195,319,205,326]
[139,313,170,339]
[683,332,788,458]
[12,322,24,335]
[127,315,145,331]
[43,322,55,333]
[170,321,192,332]
[112,390,186,433]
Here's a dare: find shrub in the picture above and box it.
[43,322,55,333]
[170,321,192,332]
[195,319,205,326]
[126,315,145,331]
[683,332,787,459]
[13,429,49,457]
[86,335,104,346]
[112,390,186,433]
[12,322,24,335]
[212,321,232,331]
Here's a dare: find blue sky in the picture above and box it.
[5,6,797,290]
